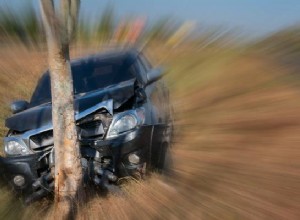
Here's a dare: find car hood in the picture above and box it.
[5,79,135,132]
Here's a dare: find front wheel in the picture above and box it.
[162,145,174,176]
[157,142,174,176]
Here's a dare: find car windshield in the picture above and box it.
[30,55,135,107]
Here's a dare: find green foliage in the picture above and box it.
[77,16,91,42]
[145,17,178,41]
[96,5,114,41]
[0,4,42,44]
[22,6,41,43]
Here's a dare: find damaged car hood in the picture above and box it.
[6,79,135,132]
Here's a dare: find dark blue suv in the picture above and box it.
[0,49,173,203]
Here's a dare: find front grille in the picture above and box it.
[80,120,102,129]
[29,111,112,151]
[78,119,105,139]
[30,130,54,151]
[77,111,112,139]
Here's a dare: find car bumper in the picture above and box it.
[0,125,154,201]
[0,154,39,196]
[80,125,153,176]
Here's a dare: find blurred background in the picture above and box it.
[0,0,300,219]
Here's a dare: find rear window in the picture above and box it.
[30,56,135,107]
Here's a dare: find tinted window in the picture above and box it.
[30,56,135,107]
[30,72,51,107]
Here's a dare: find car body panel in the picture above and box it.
[6,79,135,132]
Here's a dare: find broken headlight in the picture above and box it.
[4,137,32,156]
[106,108,145,139]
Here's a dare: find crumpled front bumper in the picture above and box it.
[0,125,154,202]
[80,125,153,174]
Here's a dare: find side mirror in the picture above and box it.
[145,68,164,86]
[10,100,29,114]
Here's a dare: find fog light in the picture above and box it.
[128,153,140,164]
[13,175,25,187]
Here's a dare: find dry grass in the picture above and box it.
[0,43,299,219]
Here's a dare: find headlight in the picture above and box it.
[106,109,145,139]
[4,138,32,156]
[107,114,137,139]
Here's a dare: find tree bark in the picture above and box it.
[40,0,84,217]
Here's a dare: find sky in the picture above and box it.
[2,0,300,38]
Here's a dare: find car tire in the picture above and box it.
[157,142,174,176]
[162,144,174,176]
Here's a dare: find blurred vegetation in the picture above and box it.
[0,5,42,46]
[254,25,300,53]
[0,3,179,46]
[2,2,299,55]
[252,25,300,67]
[0,2,300,220]
[96,4,114,42]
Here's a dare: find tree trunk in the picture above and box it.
[40,0,84,217]
[50,43,83,198]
